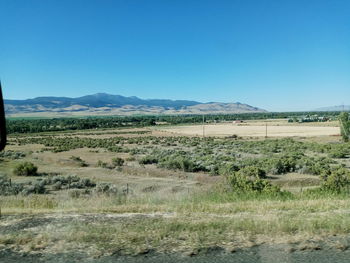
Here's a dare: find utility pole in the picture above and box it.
[265,122,268,139]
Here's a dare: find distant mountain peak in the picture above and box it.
[92,92,109,96]
[4,93,266,116]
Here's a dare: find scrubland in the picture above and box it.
[1,121,350,257]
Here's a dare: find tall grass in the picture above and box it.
[2,184,350,214]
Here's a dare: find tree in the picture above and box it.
[339,112,350,142]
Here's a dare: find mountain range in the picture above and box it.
[314,105,350,112]
[5,93,266,117]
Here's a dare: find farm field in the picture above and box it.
[159,121,340,137]
[1,119,350,261]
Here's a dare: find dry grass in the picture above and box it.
[1,194,350,255]
[159,123,340,137]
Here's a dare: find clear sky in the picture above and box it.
[1,0,350,111]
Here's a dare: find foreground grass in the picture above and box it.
[1,190,350,255]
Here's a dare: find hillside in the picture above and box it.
[5,93,266,117]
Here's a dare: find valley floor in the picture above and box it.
[1,122,350,260]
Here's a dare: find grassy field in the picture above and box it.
[1,121,350,258]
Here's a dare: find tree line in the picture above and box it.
[6,111,341,134]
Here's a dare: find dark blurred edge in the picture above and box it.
[0,81,6,151]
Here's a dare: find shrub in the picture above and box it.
[95,183,119,195]
[339,112,350,142]
[268,154,300,174]
[126,156,136,161]
[0,151,26,159]
[218,163,240,176]
[239,166,266,179]
[13,162,38,176]
[97,160,108,168]
[80,178,96,188]
[112,157,125,167]
[22,181,46,195]
[329,147,348,158]
[159,156,198,172]
[42,175,96,190]
[0,175,47,196]
[320,167,350,193]
[139,155,158,165]
[0,175,24,195]
[209,164,220,176]
[296,157,332,176]
[227,172,281,194]
[52,181,62,190]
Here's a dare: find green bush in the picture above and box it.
[239,166,266,179]
[1,173,97,196]
[209,164,220,176]
[218,163,240,176]
[126,156,136,161]
[13,162,38,176]
[329,147,348,159]
[320,167,350,193]
[139,155,159,165]
[0,175,23,195]
[42,175,96,190]
[22,181,46,195]
[268,153,301,174]
[227,172,281,194]
[339,112,350,142]
[112,157,125,167]
[159,156,199,172]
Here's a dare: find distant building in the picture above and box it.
[287,115,330,123]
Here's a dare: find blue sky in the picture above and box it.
[1,0,350,111]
